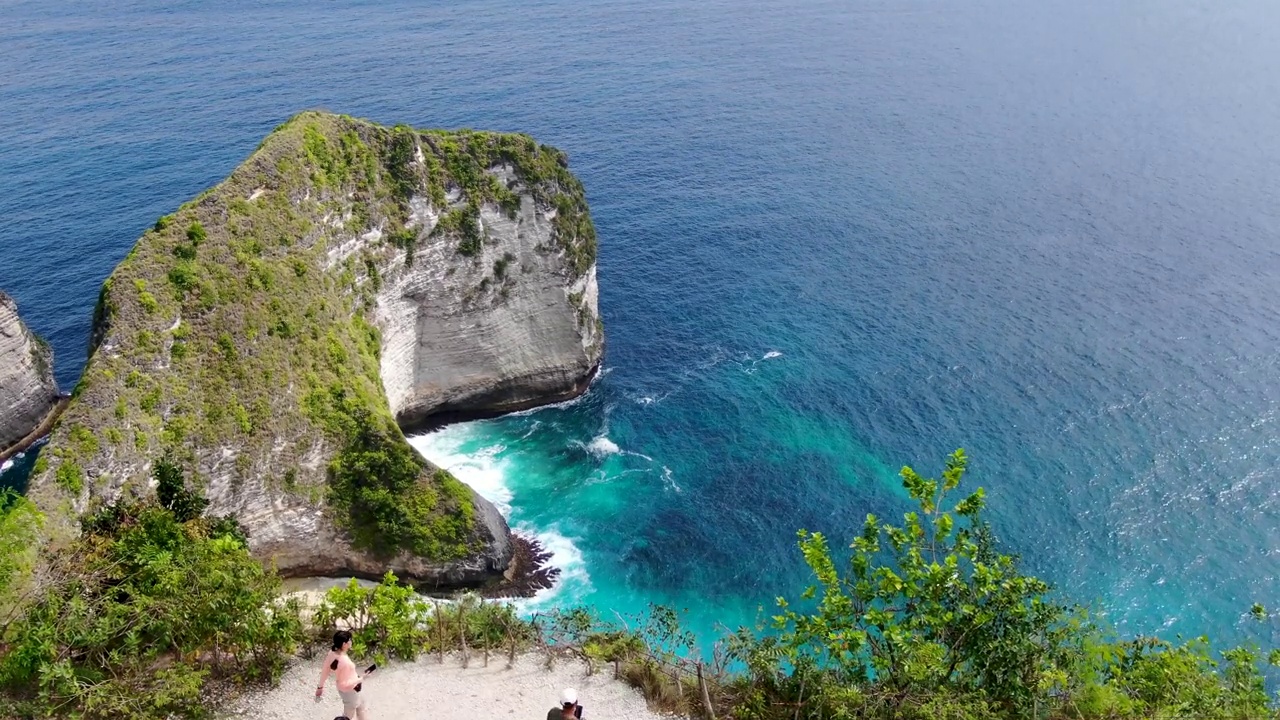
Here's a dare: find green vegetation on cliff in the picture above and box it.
[31,111,596,562]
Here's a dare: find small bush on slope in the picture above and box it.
[0,470,302,720]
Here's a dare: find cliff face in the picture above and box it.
[26,112,602,588]
[0,291,58,457]
[375,177,601,430]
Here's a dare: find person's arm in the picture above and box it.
[316,652,334,696]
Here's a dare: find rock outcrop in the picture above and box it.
[26,112,602,589]
[0,291,59,459]
[377,169,601,431]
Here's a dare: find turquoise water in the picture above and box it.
[3,0,1280,648]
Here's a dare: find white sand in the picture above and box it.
[225,653,677,720]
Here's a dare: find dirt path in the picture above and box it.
[225,653,675,720]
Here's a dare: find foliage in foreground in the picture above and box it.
[306,453,1280,719]
[723,450,1279,719]
[0,465,303,720]
[1,449,1277,720]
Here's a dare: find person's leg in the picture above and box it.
[339,690,358,719]
[354,691,371,720]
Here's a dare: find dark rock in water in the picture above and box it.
[0,290,59,459]
[480,533,562,598]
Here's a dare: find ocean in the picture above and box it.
[2,0,1279,648]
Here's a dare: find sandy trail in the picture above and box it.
[226,654,674,720]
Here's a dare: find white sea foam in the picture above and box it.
[408,429,514,515]
[586,435,621,457]
[409,426,594,613]
[0,460,12,476]
[632,391,671,406]
[661,465,682,493]
[518,420,542,440]
[577,434,655,463]
[742,349,784,374]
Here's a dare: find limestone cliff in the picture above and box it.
[0,291,59,459]
[26,112,602,589]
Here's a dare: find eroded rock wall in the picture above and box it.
[379,196,602,429]
[0,291,58,455]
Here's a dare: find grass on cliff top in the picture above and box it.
[33,111,597,562]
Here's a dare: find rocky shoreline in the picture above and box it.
[283,533,562,601]
[482,533,562,598]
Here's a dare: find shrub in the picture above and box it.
[0,490,301,719]
[432,204,483,257]
[493,252,515,280]
[154,457,208,522]
[186,221,207,245]
[68,424,98,455]
[54,460,84,494]
[168,262,199,295]
[744,450,1067,715]
[312,575,533,665]
[217,332,237,361]
[709,451,1280,720]
[427,593,534,652]
[312,573,428,663]
[140,385,162,413]
[381,125,420,199]
[0,492,42,616]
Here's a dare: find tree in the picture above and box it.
[154,456,209,522]
[768,449,1071,715]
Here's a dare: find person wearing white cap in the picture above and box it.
[546,687,583,720]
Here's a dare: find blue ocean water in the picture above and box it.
[3,0,1279,647]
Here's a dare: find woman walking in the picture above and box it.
[315,630,375,720]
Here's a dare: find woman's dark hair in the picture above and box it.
[332,630,353,651]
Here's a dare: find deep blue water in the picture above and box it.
[2,0,1279,648]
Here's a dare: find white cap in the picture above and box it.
[560,688,578,706]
